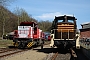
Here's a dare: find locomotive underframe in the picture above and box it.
[13,38,44,48]
[13,38,33,48]
[54,40,76,49]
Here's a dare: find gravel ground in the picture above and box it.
[5,50,48,60]
[43,53,54,60]
[4,45,50,60]
[55,53,71,60]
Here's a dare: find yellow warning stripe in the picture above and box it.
[27,42,33,48]
[13,42,18,47]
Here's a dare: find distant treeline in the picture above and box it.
[0,6,52,37]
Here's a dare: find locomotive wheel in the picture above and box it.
[18,42,25,49]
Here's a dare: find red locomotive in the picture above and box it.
[13,22,45,48]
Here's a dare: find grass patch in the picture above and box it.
[0,39,13,48]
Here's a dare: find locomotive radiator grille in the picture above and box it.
[54,29,76,40]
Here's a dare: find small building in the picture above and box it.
[81,22,90,29]
[80,22,90,39]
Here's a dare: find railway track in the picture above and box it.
[70,48,77,60]
[0,42,47,59]
[0,48,28,58]
[50,48,77,60]
[51,52,58,60]
[0,41,49,59]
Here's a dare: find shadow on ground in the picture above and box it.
[33,47,70,54]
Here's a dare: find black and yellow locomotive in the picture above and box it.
[50,15,80,49]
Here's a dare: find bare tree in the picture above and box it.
[0,6,17,37]
[13,7,37,25]
[38,20,52,32]
[0,6,10,38]
[0,0,15,6]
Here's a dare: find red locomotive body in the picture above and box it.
[13,22,45,48]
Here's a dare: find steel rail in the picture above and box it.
[0,49,17,53]
[51,52,58,60]
[70,48,77,60]
[0,49,28,58]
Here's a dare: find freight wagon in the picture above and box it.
[13,22,45,48]
[50,15,80,49]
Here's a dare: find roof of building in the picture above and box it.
[81,22,90,26]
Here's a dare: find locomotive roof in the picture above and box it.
[19,22,37,26]
[54,15,77,20]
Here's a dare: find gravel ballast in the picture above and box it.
[5,49,48,60]
[5,44,51,60]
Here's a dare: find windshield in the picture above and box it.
[57,19,74,23]
[57,20,64,23]
[68,20,74,23]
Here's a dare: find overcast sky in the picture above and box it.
[8,0,90,29]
